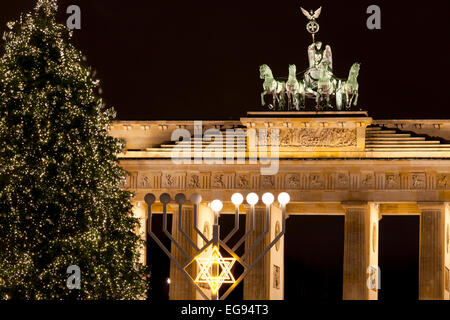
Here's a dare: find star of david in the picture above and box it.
[193,245,236,294]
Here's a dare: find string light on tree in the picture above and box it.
[0,0,149,299]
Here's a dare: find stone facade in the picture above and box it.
[116,111,450,300]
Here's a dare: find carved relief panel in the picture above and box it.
[279,128,357,147]
[360,172,375,189]
[235,173,250,189]
[211,173,234,189]
[309,173,326,189]
[437,174,450,189]
[411,173,426,189]
[161,172,183,189]
[385,173,400,189]
[335,172,349,189]
[285,173,301,189]
[260,175,275,189]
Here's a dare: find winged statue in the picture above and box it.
[300,7,322,21]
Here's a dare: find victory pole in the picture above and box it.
[301,7,321,43]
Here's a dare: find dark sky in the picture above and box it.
[0,1,439,300]
[2,0,450,120]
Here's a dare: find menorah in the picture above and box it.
[144,192,290,300]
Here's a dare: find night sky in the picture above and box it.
[2,0,450,120]
[1,0,447,300]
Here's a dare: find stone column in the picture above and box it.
[244,205,270,300]
[342,202,380,300]
[169,205,196,300]
[194,204,214,300]
[268,204,284,300]
[417,202,450,300]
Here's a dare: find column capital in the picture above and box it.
[168,203,194,214]
[417,202,445,211]
[341,201,369,211]
[243,204,266,211]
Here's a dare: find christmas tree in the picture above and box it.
[0,0,149,299]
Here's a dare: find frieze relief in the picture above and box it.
[236,174,250,189]
[360,172,375,189]
[335,172,349,189]
[211,173,234,189]
[187,173,202,189]
[261,175,275,189]
[137,172,154,189]
[385,173,400,189]
[212,173,226,189]
[161,173,183,189]
[279,128,357,147]
[437,174,450,189]
[130,171,450,191]
[285,173,301,189]
[411,173,426,189]
[309,173,326,189]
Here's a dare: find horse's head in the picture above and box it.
[288,64,297,74]
[259,64,271,79]
[351,62,361,75]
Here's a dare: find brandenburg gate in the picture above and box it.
[110,7,450,300]
[110,111,450,300]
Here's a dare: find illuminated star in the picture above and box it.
[193,245,236,294]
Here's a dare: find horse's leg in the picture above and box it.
[280,91,286,110]
[261,91,267,106]
[287,92,292,110]
[292,92,296,110]
[349,93,354,109]
[315,91,320,109]
[354,92,359,106]
[345,91,350,109]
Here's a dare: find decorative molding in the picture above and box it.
[127,170,450,191]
